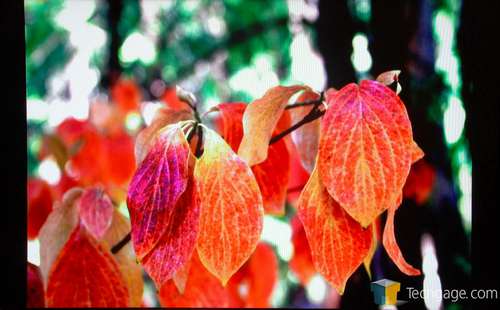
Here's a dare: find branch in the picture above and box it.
[111,95,326,253]
[111,232,131,254]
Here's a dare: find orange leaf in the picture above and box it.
[194,127,263,285]
[134,107,193,165]
[27,178,54,240]
[297,166,373,294]
[102,209,144,307]
[127,123,191,261]
[158,252,232,307]
[289,90,321,173]
[172,258,191,294]
[39,188,83,284]
[382,204,421,276]
[78,186,114,240]
[141,165,201,288]
[46,225,129,307]
[238,85,308,165]
[289,216,316,286]
[27,262,45,308]
[286,143,311,206]
[363,217,381,279]
[214,103,290,215]
[227,242,278,307]
[318,80,420,227]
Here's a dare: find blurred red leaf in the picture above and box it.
[158,252,232,307]
[111,78,141,114]
[160,87,192,112]
[46,225,129,307]
[289,216,316,286]
[286,141,311,207]
[403,159,436,205]
[102,131,136,187]
[28,178,54,240]
[227,242,278,307]
[27,262,45,308]
[78,187,114,240]
[213,102,290,215]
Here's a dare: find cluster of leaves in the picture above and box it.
[28,71,436,307]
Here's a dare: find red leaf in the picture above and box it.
[161,87,192,112]
[111,78,141,114]
[102,131,136,187]
[214,103,290,215]
[27,178,54,240]
[289,90,321,172]
[101,209,144,306]
[403,159,436,205]
[78,187,114,240]
[134,107,193,165]
[297,166,373,294]
[39,188,82,283]
[318,80,420,227]
[46,225,129,307]
[227,242,278,307]
[194,127,263,285]
[141,164,201,288]
[158,252,232,307]
[127,123,191,260]
[289,216,316,286]
[55,118,92,146]
[27,262,45,308]
[382,204,421,276]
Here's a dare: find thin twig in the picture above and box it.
[111,232,131,254]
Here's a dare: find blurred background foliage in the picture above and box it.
[25,0,471,308]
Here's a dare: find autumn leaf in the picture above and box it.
[403,159,436,205]
[289,90,322,173]
[194,127,264,285]
[111,78,141,114]
[376,70,402,95]
[27,178,54,240]
[382,203,421,276]
[134,107,193,165]
[102,131,136,187]
[127,123,191,261]
[227,242,278,307]
[77,186,114,240]
[140,160,201,288]
[363,217,381,279]
[27,262,45,308]
[161,87,193,112]
[39,188,83,284]
[158,252,233,307]
[297,165,373,294]
[238,85,308,166]
[102,209,144,307]
[172,258,191,294]
[318,80,418,227]
[213,102,290,215]
[287,143,311,207]
[46,225,129,307]
[289,216,316,286]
